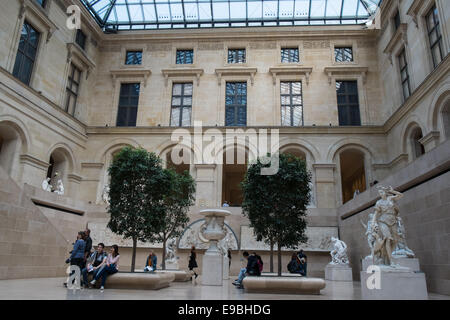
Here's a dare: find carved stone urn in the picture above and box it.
[199,209,230,286]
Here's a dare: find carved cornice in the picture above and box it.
[81,162,104,169]
[161,68,204,87]
[67,173,83,183]
[215,67,257,85]
[312,163,336,170]
[383,24,408,63]
[19,0,58,42]
[419,131,440,146]
[323,66,369,84]
[268,67,313,85]
[19,154,49,169]
[110,69,152,87]
[407,0,427,28]
[67,43,96,79]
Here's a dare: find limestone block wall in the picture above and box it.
[338,140,450,295]
[0,166,71,280]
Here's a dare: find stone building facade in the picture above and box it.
[0,0,449,294]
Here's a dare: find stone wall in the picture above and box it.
[0,166,71,279]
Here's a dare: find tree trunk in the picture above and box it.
[277,241,282,277]
[162,239,166,270]
[269,240,274,273]
[131,237,137,272]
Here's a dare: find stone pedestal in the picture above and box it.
[325,263,353,281]
[362,256,420,272]
[360,268,428,300]
[223,256,229,280]
[202,253,223,286]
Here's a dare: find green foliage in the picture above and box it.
[241,153,311,275]
[107,147,168,271]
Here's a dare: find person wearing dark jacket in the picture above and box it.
[84,228,93,261]
[82,243,107,287]
[144,251,157,272]
[188,246,198,280]
[65,231,86,287]
[233,252,260,288]
[287,253,305,275]
[297,250,307,276]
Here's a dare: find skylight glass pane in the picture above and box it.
[213,2,229,21]
[263,1,278,20]
[247,1,262,20]
[310,0,326,18]
[279,0,294,20]
[185,3,199,21]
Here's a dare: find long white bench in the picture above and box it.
[103,272,175,290]
[156,270,192,282]
[242,276,326,295]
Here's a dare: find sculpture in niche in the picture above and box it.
[55,179,64,195]
[329,237,349,265]
[42,178,52,192]
[102,185,110,205]
[363,186,408,267]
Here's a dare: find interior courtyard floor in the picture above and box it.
[0,277,448,300]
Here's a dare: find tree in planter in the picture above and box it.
[241,153,311,276]
[155,168,196,270]
[107,147,168,272]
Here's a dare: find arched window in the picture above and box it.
[0,122,23,179]
[340,149,366,204]
[410,127,425,159]
[166,148,190,175]
[222,146,248,207]
[47,148,71,192]
[442,102,450,139]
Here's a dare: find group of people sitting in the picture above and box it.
[65,229,120,290]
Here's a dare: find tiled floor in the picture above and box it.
[0,277,448,300]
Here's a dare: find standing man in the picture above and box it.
[84,228,92,261]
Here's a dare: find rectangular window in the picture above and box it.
[281,48,299,63]
[335,47,354,62]
[336,81,361,126]
[65,64,81,116]
[176,49,193,64]
[75,29,86,50]
[280,82,303,126]
[12,21,40,86]
[398,49,411,101]
[426,5,444,68]
[36,0,47,7]
[393,11,401,31]
[225,82,247,126]
[125,51,143,65]
[228,49,246,64]
[116,83,140,127]
[170,83,193,127]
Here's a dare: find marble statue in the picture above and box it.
[102,185,110,205]
[55,179,64,195]
[330,237,349,265]
[165,237,177,264]
[392,217,415,258]
[42,178,52,192]
[366,185,405,267]
[307,181,316,208]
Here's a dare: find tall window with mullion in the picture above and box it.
[75,29,87,50]
[225,82,247,127]
[170,83,193,127]
[336,81,361,126]
[426,5,444,68]
[116,83,140,127]
[335,47,353,62]
[281,48,299,63]
[176,49,193,64]
[228,49,246,64]
[281,82,303,126]
[65,64,81,116]
[13,21,40,86]
[398,49,411,101]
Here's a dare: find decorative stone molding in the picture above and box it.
[269,67,313,85]
[161,68,204,87]
[110,69,152,88]
[67,43,96,79]
[419,131,441,152]
[81,162,104,169]
[20,154,49,170]
[215,67,257,86]
[407,0,427,28]
[67,173,83,184]
[383,24,408,64]
[18,0,58,42]
[324,66,368,85]
[373,153,409,170]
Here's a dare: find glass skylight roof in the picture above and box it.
[81,0,382,31]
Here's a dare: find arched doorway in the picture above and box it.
[0,121,24,180]
[222,146,248,207]
[47,148,72,193]
[410,127,425,159]
[339,149,366,204]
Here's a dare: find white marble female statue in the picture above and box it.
[392,217,415,258]
[369,185,404,267]
[55,179,64,195]
[165,237,177,264]
[330,237,349,265]
[42,178,52,192]
[102,185,110,205]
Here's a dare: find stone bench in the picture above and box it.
[242,276,326,295]
[156,270,192,282]
[103,272,175,290]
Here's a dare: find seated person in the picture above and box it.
[82,242,107,287]
[144,250,157,272]
[287,253,305,276]
[233,252,260,288]
[297,250,307,276]
[90,244,120,290]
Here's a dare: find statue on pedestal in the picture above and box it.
[165,237,178,269]
[365,185,407,267]
[55,179,64,195]
[42,178,52,192]
[330,237,349,265]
